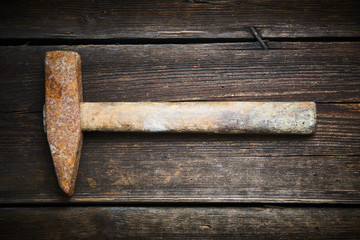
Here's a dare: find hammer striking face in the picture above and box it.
[44,51,316,196]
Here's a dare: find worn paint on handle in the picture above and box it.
[80,102,316,134]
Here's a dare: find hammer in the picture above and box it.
[44,51,316,196]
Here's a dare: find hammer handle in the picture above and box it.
[80,102,316,134]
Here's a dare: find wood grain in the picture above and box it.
[1,1,359,237]
[1,42,359,114]
[1,104,359,203]
[0,0,359,40]
[80,102,317,134]
[1,207,360,239]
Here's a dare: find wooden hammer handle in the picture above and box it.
[80,102,316,134]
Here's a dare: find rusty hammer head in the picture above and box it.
[44,51,83,196]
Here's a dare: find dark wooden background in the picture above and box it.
[1,0,359,239]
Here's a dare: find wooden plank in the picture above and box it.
[0,0,359,40]
[1,42,359,114]
[1,207,359,239]
[1,103,359,203]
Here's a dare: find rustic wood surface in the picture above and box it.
[1,207,360,239]
[1,43,359,115]
[0,0,359,238]
[1,103,359,203]
[0,0,359,40]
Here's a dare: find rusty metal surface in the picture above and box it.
[80,102,316,134]
[44,51,83,196]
